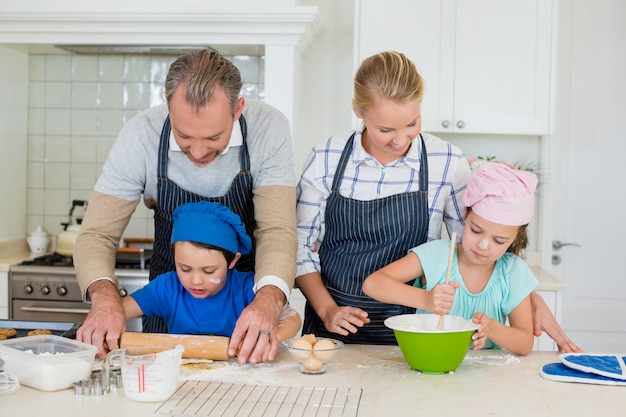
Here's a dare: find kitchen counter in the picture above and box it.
[0,238,32,272]
[1,346,623,416]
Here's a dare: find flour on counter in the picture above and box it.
[179,359,301,387]
[23,349,66,356]
[463,353,520,366]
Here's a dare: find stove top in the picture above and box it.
[19,252,151,269]
[20,253,72,267]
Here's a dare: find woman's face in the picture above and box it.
[356,98,422,165]
[460,210,519,266]
[174,241,239,298]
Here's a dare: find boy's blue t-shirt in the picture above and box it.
[130,269,255,336]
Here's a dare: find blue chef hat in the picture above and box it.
[170,201,252,255]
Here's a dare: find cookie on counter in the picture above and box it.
[0,328,17,339]
[27,329,53,336]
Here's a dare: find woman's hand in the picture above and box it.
[321,305,371,336]
[471,312,491,350]
[530,292,583,352]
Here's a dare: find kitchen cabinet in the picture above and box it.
[354,0,554,135]
[533,290,561,351]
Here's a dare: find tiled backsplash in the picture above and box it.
[26,52,264,241]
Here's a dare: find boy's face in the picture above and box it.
[173,241,240,298]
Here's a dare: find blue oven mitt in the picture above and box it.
[560,353,626,380]
[540,362,626,386]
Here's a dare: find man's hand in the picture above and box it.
[76,280,126,358]
[530,292,583,353]
[228,285,284,364]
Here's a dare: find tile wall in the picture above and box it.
[26,52,264,242]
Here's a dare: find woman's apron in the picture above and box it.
[142,115,256,333]
[302,133,430,344]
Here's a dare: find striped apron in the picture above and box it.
[302,133,429,344]
[142,115,255,333]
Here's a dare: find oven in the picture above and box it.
[9,254,149,332]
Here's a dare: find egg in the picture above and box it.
[302,356,324,371]
[290,337,313,361]
[312,339,336,361]
[301,333,317,345]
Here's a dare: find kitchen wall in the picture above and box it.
[25,51,265,242]
[0,46,28,245]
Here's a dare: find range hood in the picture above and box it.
[53,44,265,57]
[54,44,213,56]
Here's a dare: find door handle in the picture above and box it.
[21,306,91,314]
[552,240,581,250]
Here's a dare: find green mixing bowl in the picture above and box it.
[385,314,479,374]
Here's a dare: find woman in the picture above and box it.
[295,51,581,351]
[296,51,469,344]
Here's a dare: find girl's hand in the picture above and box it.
[429,282,460,314]
[471,312,491,350]
[322,305,371,336]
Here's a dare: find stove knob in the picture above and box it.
[24,284,33,294]
[57,286,68,296]
[41,285,50,295]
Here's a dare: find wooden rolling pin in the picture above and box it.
[120,332,230,360]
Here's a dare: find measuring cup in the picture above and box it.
[103,343,184,402]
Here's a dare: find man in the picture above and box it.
[74,50,296,364]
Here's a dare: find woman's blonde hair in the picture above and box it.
[165,49,242,116]
[353,51,425,115]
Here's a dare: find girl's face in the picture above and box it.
[173,241,240,298]
[355,98,422,165]
[460,210,520,266]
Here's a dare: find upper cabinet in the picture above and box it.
[355,0,554,135]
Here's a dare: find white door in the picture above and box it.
[544,0,626,351]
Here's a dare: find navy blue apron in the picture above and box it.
[142,115,255,333]
[302,133,429,344]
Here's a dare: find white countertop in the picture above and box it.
[1,346,622,416]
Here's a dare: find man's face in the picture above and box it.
[168,86,243,167]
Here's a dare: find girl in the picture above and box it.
[123,201,301,350]
[363,162,539,355]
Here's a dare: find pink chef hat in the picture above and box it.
[464,162,538,226]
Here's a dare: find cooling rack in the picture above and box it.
[155,380,362,417]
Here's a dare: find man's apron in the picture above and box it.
[142,115,255,333]
[302,133,430,344]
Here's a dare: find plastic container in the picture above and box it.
[385,314,478,374]
[0,335,97,391]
